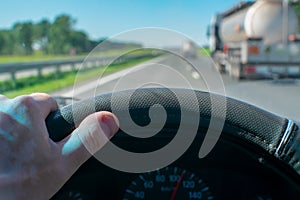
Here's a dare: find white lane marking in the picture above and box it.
[191,71,200,79]
[60,56,167,97]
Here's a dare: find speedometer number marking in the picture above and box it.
[123,166,214,200]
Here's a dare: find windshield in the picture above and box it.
[1,0,300,121]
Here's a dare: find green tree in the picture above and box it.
[12,22,34,55]
[12,22,23,54]
[291,0,300,33]
[34,19,51,53]
[20,22,33,55]
[0,14,98,56]
[48,14,75,54]
[70,30,89,53]
[0,30,15,55]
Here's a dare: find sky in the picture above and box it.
[0,0,243,46]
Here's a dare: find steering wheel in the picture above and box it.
[46,88,300,199]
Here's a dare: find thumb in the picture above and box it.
[59,111,119,170]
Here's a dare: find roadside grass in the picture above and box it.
[0,48,153,63]
[198,47,211,56]
[2,56,156,98]
[0,54,87,63]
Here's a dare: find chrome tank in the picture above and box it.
[220,0,298,44]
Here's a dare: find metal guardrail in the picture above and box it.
[0,54,153,82]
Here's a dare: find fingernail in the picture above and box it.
[100,113,119,138]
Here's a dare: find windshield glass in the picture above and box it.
[0,0,300,121]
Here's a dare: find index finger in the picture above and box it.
[30,93,59,118]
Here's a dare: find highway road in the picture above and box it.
[52,54,300,121]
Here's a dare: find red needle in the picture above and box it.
[170,172,185,200]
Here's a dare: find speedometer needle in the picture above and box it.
[170,172,185,200]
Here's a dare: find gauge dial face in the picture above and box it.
[54,190,87,200]
[123,166,213,200]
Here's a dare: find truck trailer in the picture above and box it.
[208,0,300,79]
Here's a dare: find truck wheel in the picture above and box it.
[219,64,226,73]
[212,54,225,74]
[215,63,226,73]
[229,64,242,80]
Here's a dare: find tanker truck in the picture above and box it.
[208,0,300,79]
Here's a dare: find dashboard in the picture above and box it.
[51,127,300,200]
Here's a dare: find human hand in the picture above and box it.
[0,93,119,199]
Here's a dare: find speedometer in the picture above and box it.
[123,166,214,200]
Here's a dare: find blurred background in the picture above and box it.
[1,0,300,121]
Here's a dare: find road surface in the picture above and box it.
[52,54,300,121]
